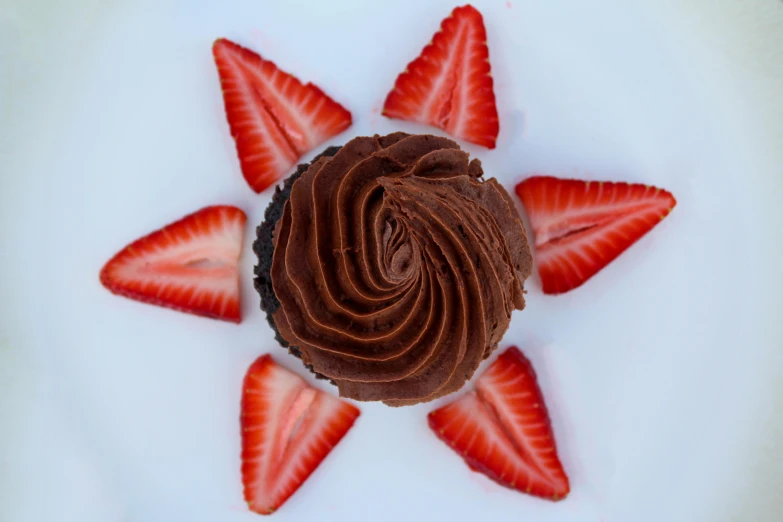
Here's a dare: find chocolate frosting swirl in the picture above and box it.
[271,133,532,405]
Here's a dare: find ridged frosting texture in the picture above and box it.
[271,133,533,405]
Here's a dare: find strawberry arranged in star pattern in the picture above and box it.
[515,176,677,294]
[428,347,569,501]
[382,4,500,149]
[100,205,246,323]
[241,354,361,515]
[213,38,353,193]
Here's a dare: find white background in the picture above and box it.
[1,1,782,521]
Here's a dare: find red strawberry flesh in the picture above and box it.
[428,347,569,500]
[241,355,360,515]
[382,4,499,148]
[213,38,352,193]
[515,176,676,294]
[99,205,246,322]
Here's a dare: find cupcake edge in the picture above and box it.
[252,145,342,382]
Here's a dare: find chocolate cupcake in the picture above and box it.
[253,133,533,406]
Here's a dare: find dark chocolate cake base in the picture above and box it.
[252,146,341,380]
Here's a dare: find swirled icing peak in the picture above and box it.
[271,133,532,405]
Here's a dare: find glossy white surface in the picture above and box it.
[2,1,782,521]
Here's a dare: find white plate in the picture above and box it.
[2,1,783,521]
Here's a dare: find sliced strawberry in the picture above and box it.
[515,176,677,294]
[99,205,246,323]
[382,4,499,149]
[213,38,353,193]
[241,354,360,515]
[428,347,569,501]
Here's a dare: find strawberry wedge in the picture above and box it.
[213,38,353,193]
[428,347,569,501]
[515,176,677,294]
[99,205,246,323]
[241,354,360,515]
[382,4,500,149]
